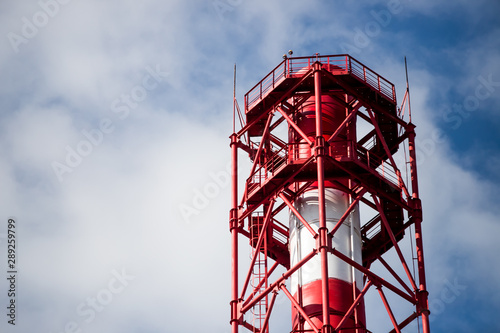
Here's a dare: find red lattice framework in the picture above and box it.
[229,54,430,333]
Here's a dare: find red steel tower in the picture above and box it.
[230,54,430,333]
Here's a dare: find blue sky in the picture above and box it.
[0,0,499,332]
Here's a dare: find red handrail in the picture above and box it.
[244,54,397,113]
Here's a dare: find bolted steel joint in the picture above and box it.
[230,299,241,324]
[322,324,334,333]
[314,136,326,156]
[229,209,238,231]
[417,289,430,315]
[410,198,423,220]
[313,60,323,72]
[316,226,332,251]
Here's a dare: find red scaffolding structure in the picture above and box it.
[230,54,430,333]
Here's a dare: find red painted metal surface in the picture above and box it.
[230,54,430,333]
[292,279,366,332]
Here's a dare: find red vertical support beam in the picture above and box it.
[408,124,420,199]
[408,124,431,333]
[345,92,359,332]
[230,133,239,333]
[313,61,332,333]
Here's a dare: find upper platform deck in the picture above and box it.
[244,54,397,117]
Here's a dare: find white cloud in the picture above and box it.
[0,0,499,332]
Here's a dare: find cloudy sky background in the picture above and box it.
[0,0,499,332]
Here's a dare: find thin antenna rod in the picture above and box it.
[405,56,412,122]
[233,63,237,133]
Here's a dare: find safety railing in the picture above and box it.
[248,142,289,190]
[328,140,353,160]
[247,139,399,194]
[356,145,399,187]
[245,60,287,111]
[287,141,312,162]
[364,219,382,241]
[288,140,353,161]
[244,54,396,112]
[360,132,378,151]
[348,57,396,103]
[249,213,289,251]
[271,218,289,246]
[286,55,349,76]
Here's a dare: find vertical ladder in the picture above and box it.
[250,214,268,333]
